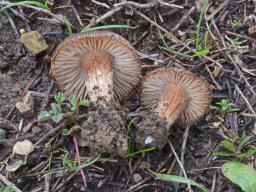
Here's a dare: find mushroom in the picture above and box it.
[51,31,141,156]
[134,68,212,149]
[51,31,140,103]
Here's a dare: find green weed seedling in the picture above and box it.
[0,185,15,192]
[38,93,91,124]
[194,0,211,58]
[231,20,243,28]
[222,162,256,192]
[213,132,256,161]
[157,30,190,58]
[211,99,239,117]
[59,148,78,172]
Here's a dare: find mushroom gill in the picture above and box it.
[51,31,141,103]
[134,68,212,149]
[51,31,141,156]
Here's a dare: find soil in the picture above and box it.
[77,105,128,156]
[134,112,168,150]
[0,0,256,192]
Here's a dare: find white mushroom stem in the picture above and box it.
[83,50,114,104]
[154,85,190,130]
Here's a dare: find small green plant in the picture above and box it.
[211,99,239,117]
[0,185,15,192]
[193,47,210,58]
[231,20,243,28]
[158,30,190,58]
[213,132,256,160]
[228,37,247,47]
[222,162,256,192]
[59,149,100,172]
[148,169,208,192]
[38,93,90,123]
[195,0,208,49]
[194,0,211,58]
[59,149,78,171]
[62,124,80,136]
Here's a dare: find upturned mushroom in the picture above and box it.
[134,68,212,149]
[51,31,141,155]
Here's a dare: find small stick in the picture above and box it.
[180,126,190,167]
[43,80,55,109]
[211,172,217,192]
[114,1,183,9]
[92,0,110,9]
[52,171,78,192]
[73,135,87,189]
[86,6,122,28]
[69,0,84,27]
[226,31,256,42]
[169,142,192,192]
[35,121,67,145]
[235,84,256,115]
[206,0,231,21]
[172,6,195,32]
[5,75,39,120]
[5,11,19,38]
[0,173,23,192]
[157,0,183,9]
[114,1,157,8]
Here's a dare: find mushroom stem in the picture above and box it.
[154,85,190,130]
[83,50,114,104]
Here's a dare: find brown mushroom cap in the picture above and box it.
[51,31,140,102]
[140,68,212,127]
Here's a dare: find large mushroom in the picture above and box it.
[134,68,212,149]
[51,31,141,155]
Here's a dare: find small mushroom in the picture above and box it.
[134,68,212,149]
[51,31,140,103]
[51,31,141,156]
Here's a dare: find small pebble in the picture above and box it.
[133,173,142,183]
[20,31,48,55]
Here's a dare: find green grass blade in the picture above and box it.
[126,147,155,157]
[0,1,50,11]
[76,155,100,170]
[148,169,209,192]
[196,0,209,50]
[81,24,133,33]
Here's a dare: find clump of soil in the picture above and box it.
[134,112,168,149]
[77,104,128,156]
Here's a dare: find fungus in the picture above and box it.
[134,68,212,149]
[51,31,140,103]
[51,31,141,155]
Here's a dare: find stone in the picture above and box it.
[15,91,35,117]
[133,173,142,183]
[20,31,48,55]
[13,140,34,155]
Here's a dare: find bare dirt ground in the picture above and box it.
[0,0,256,192]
